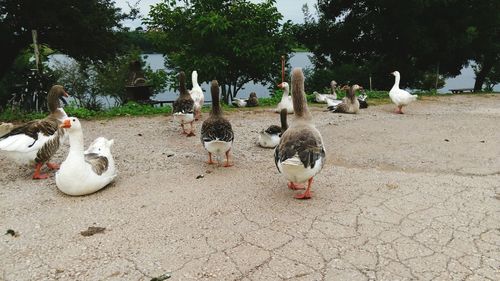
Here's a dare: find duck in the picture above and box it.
[0,123,14,137]
[0,85,69,179]
[329,84,361,114]
[56,117,116,196]
[201,80,234,167]
[246,92,259,107]
[274,68,326,199]
[258,108,288,148]
[314,80,339,103]
[173,71,196,136]
[189,70,204,120]
[358,89,369,109]
[389,71,418,114]
[275,82,293,113]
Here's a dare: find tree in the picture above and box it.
[145,0,293,103]
[297,0,473,90]
[0,0,133,80]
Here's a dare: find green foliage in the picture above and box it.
[145,0,294,103]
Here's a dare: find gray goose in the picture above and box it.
[200,80,234,167]
[274,68,325,199]
[258,108,288,148]
[173,71,196,136]
[246,92,259,107]
[0,85,69,179]
[329,84,361,114]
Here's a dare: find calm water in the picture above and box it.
[49,52,498,105]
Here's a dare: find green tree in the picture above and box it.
[298,0,473,90]
[145,0,293,103]
[0,0,134,80]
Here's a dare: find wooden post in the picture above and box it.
[281,55,285,83]
[369,74,372,91]
[435,62,440,90]
[32,30,41,72]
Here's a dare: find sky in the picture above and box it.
[115,0,317,28]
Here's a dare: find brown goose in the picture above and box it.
[201,80,234,167]
[246,92,259,107]
[173,71,196,136]
[274,68,325,199]
[329,84,361,114]
[0,85,69,179]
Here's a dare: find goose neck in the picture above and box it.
[68,129,85,156]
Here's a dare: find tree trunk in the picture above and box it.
[474,58,494,92]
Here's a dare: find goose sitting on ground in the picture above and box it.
[0,123,14,137]
[201,80,234,167]
[189,70,204,120]
[232,98,247,108]
[246,92,259,107]
[56,117,116,196]
[275,82,293,113]
[389,71,418,114]
[258,108,288,148]
[314,80,339,103]
[274,68,326,199]
[173,71,196,136]
[329,84,361,114]
[358,89,368,109]
[0,85,69,179]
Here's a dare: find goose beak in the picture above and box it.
[277,83,284,88]
[60,119,71,128]
[63,91,69,97]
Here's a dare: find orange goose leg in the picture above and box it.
[207,153,215,164]
[186,121,196,137]
[288,182,305,190]
[33,163,49,179]
[294,178,314,199]
[46,162,60,170]
[395,105,404,114]
[180,124,188,135]
[223,150,233,167]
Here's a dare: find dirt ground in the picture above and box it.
[1,94,499,281]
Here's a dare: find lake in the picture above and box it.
[50,52,498,104]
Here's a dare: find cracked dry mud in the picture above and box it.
[1,94,499,280]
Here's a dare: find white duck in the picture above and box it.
[274,68,326,199]
[275,82,293,114]
[56,117,116,196]
[389,71,418,114]
[0,85,69,179]
[314,80,339,103]
[258,108,288,148]
[189,70,204,120]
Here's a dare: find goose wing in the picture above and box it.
[84,153,109,176]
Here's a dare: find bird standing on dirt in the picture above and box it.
[173,71,196,136]
[389,71,418,114]
[201,80,234,167]
[274,68,326,199]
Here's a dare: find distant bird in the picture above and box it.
[189,70,204,120]
[0,85,69,179]
[246,92,259,107]
[0,123,14,137]
[389,71,418,114]
[275,82,294,113]
[314,80,339,103]
[56,117,117,196]
[173,71,196,136]
[201,80,234,167]
[231,97,247,108]
[258,108,288,148]
[358,89,369,109]
[329,84,362,114]
[274,68,326,199]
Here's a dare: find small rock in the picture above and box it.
[386,183,398,190]
[163,151,175,157]
[444,139,449,142]
[5,229,19,237]
[205,170,212,174]
[80,226,106,237]
[196,174,204,179]
[151,272,171,281]
[480,140,485,143]
[137,133,143,136]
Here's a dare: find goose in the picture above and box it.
[358,89,368,109]
[0,123,14,137]
[201,80,234,167]
[56,117,116,196]
[389,71,418,114]
[173,71,196,136]
[189,70,204,120]
[274,68,326,199]
[275,82,293,113]
[0,85,69,179]
[258,108,288,148]
[329,84,361,114]
[232,97,247,108]
[246,92,259,107]
[314,80,339,103]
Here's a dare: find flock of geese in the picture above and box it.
[0,68,417,199]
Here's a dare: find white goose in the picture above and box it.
[231,98,247,108]
[389,71,418,114]
[275,82,293,114]
[314,80,339,103]
[189,70,204,120]
[274,68,326,199]
[56,117,117,196]
[258,108,288,148]
[0,85,69,179]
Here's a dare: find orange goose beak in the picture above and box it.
[63,91,69,97]
[60,119,71,128]
[277,83,284,89]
